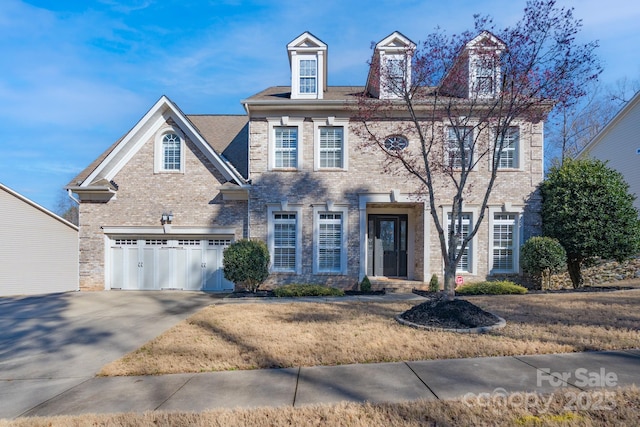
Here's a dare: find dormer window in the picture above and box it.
[384,57,406,96]
[473,56,498,97]
[467,31,505,99]
[440,31,505,99]
[365,31,416,100]
[287,32,327,100]
[299,58,317,94]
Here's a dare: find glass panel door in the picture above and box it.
[380,218,399,277]
[368,215,408,277]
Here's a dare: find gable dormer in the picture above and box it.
[287,32,327,100]
[441,30,505,99]
[366,31,415,99]
[467,31,505,98]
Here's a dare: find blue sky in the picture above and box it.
[1,0,639,212]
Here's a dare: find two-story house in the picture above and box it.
[69,30,543,292]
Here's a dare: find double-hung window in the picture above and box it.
[268,117,303,171]
[313,204,348,274]
[492,213,517,272]
[274,127,298,169]
[317,213,342,272]
[273,213,297,272]
[447,212,472,273]
[495,127,519,169]
[447,127,473,169]
[319,127,343,168]
[475,57,496,97]
[299,59,317,94]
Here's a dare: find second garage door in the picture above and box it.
[110,237,234,291]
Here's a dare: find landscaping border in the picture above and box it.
[395,313,507,334]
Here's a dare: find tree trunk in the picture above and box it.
[442,263,457,301]
[567,257,584,289]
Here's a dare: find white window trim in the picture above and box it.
[445,126,476,171]
[291,52,324,100]
[154,126,186,174]
[267,117,305,171]
[379,52,411,99]
[312,203,349,275]
[442,206,478,274]
[488,206,523,274]
[267,203,303,274]
[469,53,502,98]
[493,126,523,171]
[312,117,349,171]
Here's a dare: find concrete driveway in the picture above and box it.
[0,291,216,419]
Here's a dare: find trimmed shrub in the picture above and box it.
[223,239,270,292]
[520,236,566,290]
[360,276,372,292]
[429,274,439,292]
[273,284,345,298]
[456,281,527,295]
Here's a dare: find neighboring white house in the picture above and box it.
[0,183,79,296]
[578,90,640,212]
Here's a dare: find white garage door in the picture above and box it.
[110,237,233,291]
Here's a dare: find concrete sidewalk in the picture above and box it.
[10,349,640,418]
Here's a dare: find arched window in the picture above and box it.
[162,133,181,170]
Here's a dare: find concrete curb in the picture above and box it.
[395,313,507,334]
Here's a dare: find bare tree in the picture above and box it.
[355,0,601,299]
[54,189,79,226]
[546,77,640,165]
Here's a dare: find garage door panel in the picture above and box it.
[186,248,203,291]
[140,248,156,290]
[124,246,140,290]
[202,248,219,291]
[111,247,125,289]
[158,248,174,289]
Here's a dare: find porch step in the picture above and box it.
[368,278,428,294]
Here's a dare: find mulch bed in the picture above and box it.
[399,294,501,329]
[227,290,276,298]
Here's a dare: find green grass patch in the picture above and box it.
[273,284,345,297]
[456,280,527,295]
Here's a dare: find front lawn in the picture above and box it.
[99,289,640,376]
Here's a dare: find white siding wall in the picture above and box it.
[582,95,640,213]
[0,185,79,296]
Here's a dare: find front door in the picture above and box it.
[367,215,408,277]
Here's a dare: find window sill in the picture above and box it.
[155,170,184,174]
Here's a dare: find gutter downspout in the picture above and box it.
[243,101,252,241]
[67,188,81,292]
[67,188,80,205]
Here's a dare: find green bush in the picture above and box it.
[456,281,527,295]
[429,274,439,292]
[360,276,372,292]
[541,158,640,287]
[223,239,270,292]
[273,284,345,298]
[520,236,566,290]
